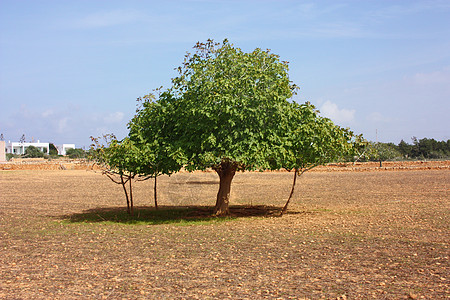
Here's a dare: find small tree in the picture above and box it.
[370,142,402,165]
[128,93,183,209]
[91,135,146,215]
[49,143,59,156]
[279,102,355,215]
[24,146,45,158]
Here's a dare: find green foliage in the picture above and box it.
[49,143,59,156]
[91,135,143,177]
[126,39,357,175]
[66,148,86,159]
[6,153,20,161]
[413,137,450,159]
[359,142,402,162]
[371,142,402,161]
[90,135,145,215]
[397,138,450,159]
[24,145,45,158]
[348,137,450,162]
[128,93,183,178]
[157,39,300,171]
[280,102,355,171]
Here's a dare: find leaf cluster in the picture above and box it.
[280,102,356,172]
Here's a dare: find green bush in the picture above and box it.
[49,144,58,156]
[66,148,86,159]
[24,146,45,158]
[6,153,20,161]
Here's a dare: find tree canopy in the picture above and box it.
[162,39,298,172]
[128,39,356,215]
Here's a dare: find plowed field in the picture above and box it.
[0,167,449,299]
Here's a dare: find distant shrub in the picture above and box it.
[6,153,20,161]
[24,146,45,158]
[66,148,86,159]
[49,144,58,156]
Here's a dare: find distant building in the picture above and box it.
[6,141,50,155]
[5,141,76,156]
[55,144,75,156]
[0,141,5,162]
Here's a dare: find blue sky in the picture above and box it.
[1,0,449,148]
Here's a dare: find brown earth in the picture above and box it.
[1,159,449,171]
[0,158,98,171]
[0,167,449,299]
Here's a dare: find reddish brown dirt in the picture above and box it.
[0,168,449,299]
[1,159,449,171]
[0,158,98,171]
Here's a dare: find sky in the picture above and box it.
[1,0,449,148]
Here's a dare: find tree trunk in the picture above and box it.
[213,161,237,216]
[129,175,134,216]
[121,174,131,215]
[280,168,298,216]
[154,176,158,209]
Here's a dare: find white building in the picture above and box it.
[6,141,50,155]
[56,144,75,156]
[5,141,76,156]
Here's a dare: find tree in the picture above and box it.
[91,135,147,215]
[49,143,59,156]
[279,102,355,214]
[366,142,402,166]
[397,138,450,159]
[24,145,45,158]
[133,39,357,216]
[398,139,412,158]
[148,39,298,215]
[127,93,183,209]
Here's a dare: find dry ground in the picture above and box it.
[0,167,449,299]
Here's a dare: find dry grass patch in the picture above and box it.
[0,169,448,299]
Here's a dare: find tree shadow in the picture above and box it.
[61,205,291,225]
[172,180,219,185]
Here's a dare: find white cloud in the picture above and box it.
[57,117,69,133]
[367,112,390,123]
[412,67,450,85]
[320,101,355,124]
[103,112,124,124]
[41,109,55,118]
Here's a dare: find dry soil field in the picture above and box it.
[0,165,449,299]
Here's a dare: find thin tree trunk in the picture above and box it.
[280,165,317,216]
[281,168,298,216]
[129,175,134,216]
[213,161,237,216]
[121,174,130,215]
[154,175,158,209]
